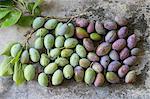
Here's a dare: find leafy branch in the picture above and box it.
[0,0,44,28]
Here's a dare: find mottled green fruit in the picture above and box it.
[57,23,69,35]
[44,34,54,49]
[36,28,48,37]
[76,27,89,39]
[63,65,73,79]
[38,73,48,87]
[70,53,80,67]
[61,49,73,58]
[44,63,58,74]
[55,57,69,67]
[32,17,45,29]
[44,19,58,29]
[55,22,63,36]
[79,58,91,68]
[125,70,136,83]
[76,44,87,58]
[21,50,29,64]
[84,68,96,85]
[11,43,22,57]
[55,36,65,48]
[65,23,74,38]
[52,69,64,86]
[90,33,102,41]
[106,72,120,83]
[40,54,50,67]
[74,66,84,82]
[50,48,61,60]
[0,42,17,56]
[29,48,40,62]
[64,38,78,48]
[34,37,44,49]
[24,65,35,81]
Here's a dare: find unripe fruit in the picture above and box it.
[84,68,96,85]
[74,66,84,82]
[32,17,45,29]
[70,53,80,67]
[38,73,48,87]
[55,36,65,48]
[11,43,22,57]
[63,65,73,79]
[55,57,69,67]
[64,38,78,48]
[76,44,87,58]
[21,50,29,64]
[106,72,120,83]
[40,54,50,67]
[44,34,54,50]
[24,65,35,81]
[44,19,58,30]
[29,48,40,62]
[52,69,64,86]
[34,37,44,49]
[36,28,48,37]
[44,63,58,74]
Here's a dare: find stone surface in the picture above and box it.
[0,0,150,99]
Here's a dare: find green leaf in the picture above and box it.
[1,10,22,28]
[32,0,43,15]
[0,42,17,56]
[0,56,13,77]
[0,8,11,19]
[27,2,41,16]
[13,62,26,85]
[0,0,14,6]
[17,15,34,27]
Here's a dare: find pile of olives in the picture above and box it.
[0,16,140,87]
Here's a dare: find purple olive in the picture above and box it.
[112,39,126,51]
[117,26,128,39]
[127,34,137,49]
[105,30,117,43]
[109,50,119,61]
[96,42,111,56]
[95,21,106,35]
[118,65,129,78]
[76,18,89,27]
[100,55,110,69]
[83,38,95,52]
[107,61,121,72]
[115,16,128,26]
[104,20,117,30]
[94,73,105,87]
[87,21,95,33]
[123,56,137,66]
[119,47,130,60]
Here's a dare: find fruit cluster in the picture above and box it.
[0,16,140,87]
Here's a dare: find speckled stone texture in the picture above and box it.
[0,0,150,99]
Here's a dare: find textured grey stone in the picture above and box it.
[0,0,150,99]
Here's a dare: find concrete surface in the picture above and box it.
[0,0,150,99]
